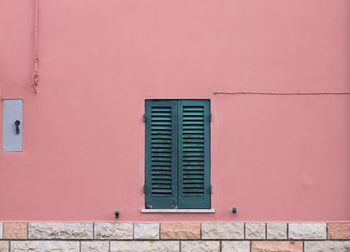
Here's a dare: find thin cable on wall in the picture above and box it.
[32,0,39,94]
[214,91,350,96]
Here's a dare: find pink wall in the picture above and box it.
[0,0,349,221]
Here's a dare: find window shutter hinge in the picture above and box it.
[209,185,212,194]
[143,114,146,123]
[209,113,212,122]
[143,185,148,194]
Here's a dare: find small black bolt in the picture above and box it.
[114,210,120,219]
[232,208,237,214]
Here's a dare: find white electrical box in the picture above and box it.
[2,99,23,152]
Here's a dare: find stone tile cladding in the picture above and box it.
[161,223,200,240]
[3,223,27,240]
[0,222,349,251]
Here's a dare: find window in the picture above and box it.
[144,99,211,209]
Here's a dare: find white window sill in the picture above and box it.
[141,209,215,214]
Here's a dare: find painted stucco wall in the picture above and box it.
[0,0,349,221]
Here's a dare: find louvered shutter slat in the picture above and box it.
[145,100,178,209]
[178,100,210,209]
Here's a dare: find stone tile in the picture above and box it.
[328,223,350,239]
[289,223,326,240]
[110,241,179,252]
[252,241,303,252]
[245,223,266,239]
[222,241,250,252]
[94,223,133,240]
[161,223,200,240]
[305,241,350,252]
[134,223,159,240]
[181,241,220,252]
[267,223,287,239]
[202,222,244,239]
[3,223,27,240]
[0,241,9,252]
[10,241,79,252]
[81,241,109,252]
[29,223,93,239]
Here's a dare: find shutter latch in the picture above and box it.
[208,185,212,194]
[170,197,178,209]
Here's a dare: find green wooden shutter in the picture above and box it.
[145,100,178,209]
[177,100,211,209]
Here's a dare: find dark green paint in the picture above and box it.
[145,100,210,209]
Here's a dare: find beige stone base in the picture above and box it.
[0,222,349,251]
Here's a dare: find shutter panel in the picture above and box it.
[145,100,178,209]
[177,100,210,209]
